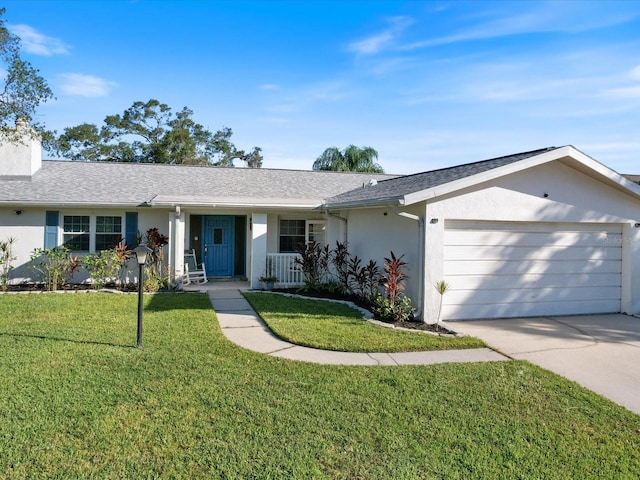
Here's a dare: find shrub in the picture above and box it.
[0,237,16,291]
[370,294,415,323]
[30,246,79,291]
[83,249,121,289]
[372,252,416,323]
[331,241,351,294]
[142,228,169,289]
[295,241,330,291]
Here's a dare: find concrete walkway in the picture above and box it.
[200,285,507,366]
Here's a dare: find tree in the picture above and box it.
[312,145,384,173]
[0,8,54,140]
[50,99,263,167]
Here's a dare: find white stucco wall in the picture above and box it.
[340,205,423,306]
[0,208,46,282]
[421,161,640,322]
[0,129,42,177]
[0,207,172,284]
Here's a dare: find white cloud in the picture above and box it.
[9,24,69,56]
[348,16,414,56]
[629,65,640,80]
[400,3,639,51]
[265,80,351,115]
[58,73,116,97]
[603,85,640,99]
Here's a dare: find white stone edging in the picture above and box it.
[243,289,465,337]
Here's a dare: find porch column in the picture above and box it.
[168,209,186,288]
[251,213,267,289]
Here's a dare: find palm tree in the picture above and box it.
[312,145,385,173]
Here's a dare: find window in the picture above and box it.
[278,219,327,253]
[307,221,326,245]
[61,214,124,252]
[95,216,122,251]
[63,215,90,251]
[279,219,305,253]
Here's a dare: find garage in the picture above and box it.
[442,220,622,320]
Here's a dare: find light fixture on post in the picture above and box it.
[133,245,153,348]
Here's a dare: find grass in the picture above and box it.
[0,292,639,479]
[243,291,486,352]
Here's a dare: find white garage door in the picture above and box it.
[442,221,622,320]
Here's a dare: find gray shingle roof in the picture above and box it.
[624,174,640,184]
[325,147,560,207]
[0,161,396,208]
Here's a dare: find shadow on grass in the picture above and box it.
[0,331,136,349]
[145,292,212,312]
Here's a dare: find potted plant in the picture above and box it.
[259,257,278,291]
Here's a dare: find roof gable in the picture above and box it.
[326,146,640,208]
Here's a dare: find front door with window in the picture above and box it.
[203,216,234,276]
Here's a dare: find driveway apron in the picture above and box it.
[457,314,640,415]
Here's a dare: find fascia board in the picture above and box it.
[323,196,404,210]
[401,147,573,206]
[0,200,146,209]
[150,195,323,209]
[564,147,640,199]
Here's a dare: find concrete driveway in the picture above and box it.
[455,314,640,415]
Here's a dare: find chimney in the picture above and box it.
[0,119,42,178]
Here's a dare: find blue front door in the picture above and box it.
[203,216,234,277]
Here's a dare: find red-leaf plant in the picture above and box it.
[382,251,407,306]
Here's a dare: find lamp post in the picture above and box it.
[134,245,152,348]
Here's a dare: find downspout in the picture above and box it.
[325,210,348,243]
[392,206,425,320]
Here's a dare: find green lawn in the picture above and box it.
[0,292,638,479]
[244,292,486,352]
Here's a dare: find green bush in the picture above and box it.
[0,236,16,291]
[370,294,416,323]
[30,246,80,291]
[83,249,121,289]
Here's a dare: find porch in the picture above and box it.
[265,253,303,288]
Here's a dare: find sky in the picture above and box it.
[3,0,640,174]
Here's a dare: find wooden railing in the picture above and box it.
[267,253,303,287]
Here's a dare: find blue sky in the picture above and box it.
[4,0,640,174]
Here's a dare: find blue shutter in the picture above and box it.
[125,212,138,247]
[44,211,59,249]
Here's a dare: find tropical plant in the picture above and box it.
[345,256,380,300]
[434,280,451,326]
[371,251,415,323]
[312,145,385,173]
[381,251,407,306]
[331,241,351,293]
[83,248,121,289]
[370,294,415,323]
[0,236,16,291]
[30,246,78,290]
[294,241,330,291]
[115,240,132,286]
[142,227,169,291]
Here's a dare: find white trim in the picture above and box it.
[403,146,640,206]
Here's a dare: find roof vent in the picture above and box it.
[368,179,378,187]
